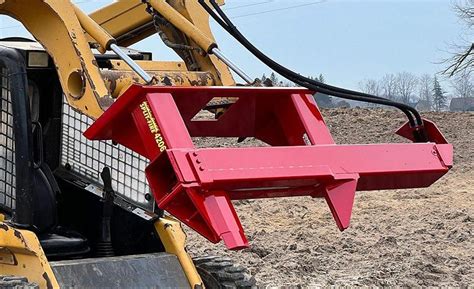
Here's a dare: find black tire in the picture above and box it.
[0,276,39,289]
[193,256,256,289]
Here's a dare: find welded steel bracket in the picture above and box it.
[85,85,453,250]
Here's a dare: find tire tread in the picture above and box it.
[194,256,256,288]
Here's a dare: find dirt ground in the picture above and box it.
[187,108,473,287]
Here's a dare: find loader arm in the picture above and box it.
[89,0,234,86]
[0,0,235,120]
[0,0,110,119]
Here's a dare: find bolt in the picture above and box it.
[145,193,152,201]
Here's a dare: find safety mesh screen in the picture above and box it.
[61,99,154,210]
[0,67,16,212]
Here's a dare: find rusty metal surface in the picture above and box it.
[0,0,236,217]
[154,217,203,287]
[0,0,235,121]
[90,0,235,86]
[108,60,188,72]
[0,221,59,288]
[102,69,216,98]
[0,0,112,119]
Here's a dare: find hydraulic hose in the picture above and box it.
[204,0,420,126]
[204,0,420,124]
[199,0,424,130]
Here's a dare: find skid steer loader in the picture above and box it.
[0,0,452,288]
[0,1,254,288]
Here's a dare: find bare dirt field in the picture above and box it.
[188,108,473,287]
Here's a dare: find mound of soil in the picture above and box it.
[187,109,473,286]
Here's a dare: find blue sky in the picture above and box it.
[0,0,465,92]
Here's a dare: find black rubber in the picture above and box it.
[0,276,39,289]
[199,0,426,129]
[193,256,256,289]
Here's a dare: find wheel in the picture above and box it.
[0,276,39,289]
[193,256,256,289]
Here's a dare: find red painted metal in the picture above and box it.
[85,85,453,250]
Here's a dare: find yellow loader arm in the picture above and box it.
[89,0,233,86]
[0,0,234,119]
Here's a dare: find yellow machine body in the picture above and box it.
[0,0,234,119]
[0,215,60,288]
[0,214,203,288]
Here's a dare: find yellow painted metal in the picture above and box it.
[168,0,235,86]
[108,60,188,72]
[90,0,235,86]
[154,216,203,288]
[89,0,224,47]
[73,4,115,53]
[0,0,113,120]
[89,0,154,47]
[104,60,217,97]
[102,69,216,98]
[148,0,216,53]
[0,0,235,121]
[0,222,59,289]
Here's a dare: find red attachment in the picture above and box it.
[85,85,453,250]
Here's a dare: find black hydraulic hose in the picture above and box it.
[206,0,421,126]
[205,0,420,123]
[152,13,204,55]
[199,0,424,129]
[283,74,414,120]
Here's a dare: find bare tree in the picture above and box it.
[451,71,473,97]
[444,0,474,76]
[379,73,398,100]
[359,79,380,96]
[395,72,418,104]
[418,74,434,110]
[358,79,380,107]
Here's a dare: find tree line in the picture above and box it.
[258,73,346,108]
[257,72,473,111]
[358,72,473,111]
[256,1,474,111]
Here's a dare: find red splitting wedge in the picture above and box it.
[84,85,453,250]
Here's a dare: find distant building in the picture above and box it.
[314,93,334,108]
[450,97,474,112]
[334,100,351,108]
[406,101,418,109]
[416,100,432,111]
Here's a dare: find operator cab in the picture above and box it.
[0,38,162,260]
[0,37,89,259]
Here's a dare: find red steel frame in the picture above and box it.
[85,85,453,250]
